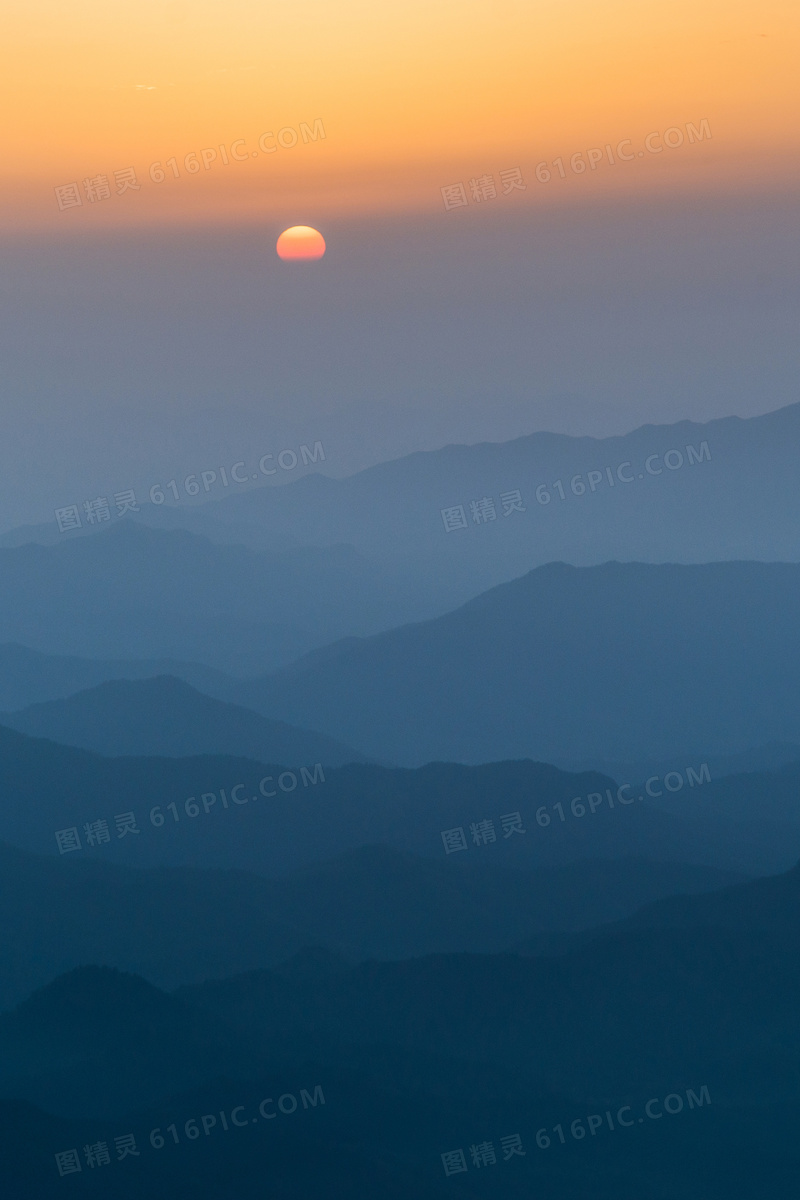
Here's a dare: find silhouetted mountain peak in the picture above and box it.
[1,674,368,766]
[11,965,169,1032]
[239,559,800,767]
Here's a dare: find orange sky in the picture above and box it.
[1,0,797,227]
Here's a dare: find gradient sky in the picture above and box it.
[1,0,798,225]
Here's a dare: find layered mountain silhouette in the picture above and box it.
[2,398,800,1197]
[2,725,799,875]
[171,858,800,1117]
[516,850,800,954]
[231,560,800,766]
[0,524,449,674]
[2,859,799,1196]
[552,740,800,783]
[6,402,800,674]
[8,401,800,586]
[5,553,800,776]
[0,675,367,767]
[0,837,743,1010]
[0,965,252,1118]
[0,642,236,711]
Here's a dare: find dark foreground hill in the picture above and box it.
[0,839,742,1011]
[2,861,800,1197]
[177,867,800,1112]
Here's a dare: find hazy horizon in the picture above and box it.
[1,194,798,533]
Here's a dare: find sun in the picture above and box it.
[276,226,326,262]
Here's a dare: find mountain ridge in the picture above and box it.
[0,675,368,768]
[228,559,800,766]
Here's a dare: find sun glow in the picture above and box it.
[276,225,326,261]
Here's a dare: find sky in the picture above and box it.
[0,0,797,533]
[1,0,798,226]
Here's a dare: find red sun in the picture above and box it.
[276,225,326,262]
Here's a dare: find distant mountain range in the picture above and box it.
[227,559,800,767]
[0,676,367,768]
[551,741,800,784]
[3,402,800,677]
[1,725,798,876]
[6,401,800,582]
[0,642,235,711]
[4,642,799,784]
[0,525,449,674]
